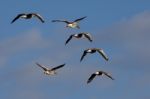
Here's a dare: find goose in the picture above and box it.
[35,62,65,75]
[65,32,92,45]
[80,48,109,62]
[52,16,86,29]
[87,70,114,84]
[11,13,45,23]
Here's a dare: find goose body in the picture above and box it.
[80,48,109,62]
[87,70,114,84]
[67,22,78,28]
[11,13,45,23]
[52,16,86,29]
[65,32,92,45]
[36,62,65,75]
[44,70,56,75]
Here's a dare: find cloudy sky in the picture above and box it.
[0,0,150,99]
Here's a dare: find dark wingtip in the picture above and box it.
[106,58,109,61]
[65,42,67,45]
[84,16,87,18]
[51,20,55,22]
[11,21,14,24]
[35,62,39,66]
[87,81,90,84]
[112,78,115,80]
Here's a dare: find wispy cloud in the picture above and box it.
[1,11,150,99]
[93,11,150,99]
[0,29,49,67]
[95,11,150,70]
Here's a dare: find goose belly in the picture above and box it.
[21,15,28,19]
[68,23,77,28]
[44,71,55,75]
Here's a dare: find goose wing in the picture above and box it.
[80,50,87,62]
[51,20,70,24]
[96,49,109,61]
[103,72,114,80]
[84,33,93,42]
[35,62,48,71]
[65,34,74,45]
[51,64,65,71]
[74,16,87,22]
[11,14,25,24]
[32,13,45,23]
[87,73,97,84]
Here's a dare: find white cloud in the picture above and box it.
[92,11,150,99]
[1,11,150,99]
[95,11,150,70]
[0,29,49,67]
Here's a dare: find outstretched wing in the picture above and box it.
[35,62,48,71]
[51,64,65,71]
[11,14,25,24]
[87,73,96,84]
[96,49,109,61]
[32,13,45,23]
[65,35,74,45]
[74,16,87,22]
[84,33,92,42]
[103,72,114,80]
[80,50,87,62]
[51,20,70,24]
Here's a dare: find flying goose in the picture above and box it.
[36,62,65,75]
[80,48,109,62]
[51,16,87,29]
[87,70,114,84]
[11,13,45,23]
[65,32,92,45]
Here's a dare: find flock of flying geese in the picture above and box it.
[11,13,114,84]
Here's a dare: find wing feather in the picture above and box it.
[103,72,114,80]
[87,73,96,84]
[32,13,45,23]
[80,50,87,62]
[74,16,87,22]
[65,35,74,45]
[84,33,92,42]
[51,64,65,71]
[96,49,109,61]
[51,20,70,24]
[11,14,25,24]
[35,62,48,71]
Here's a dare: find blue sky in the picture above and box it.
[0,0,150,99]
